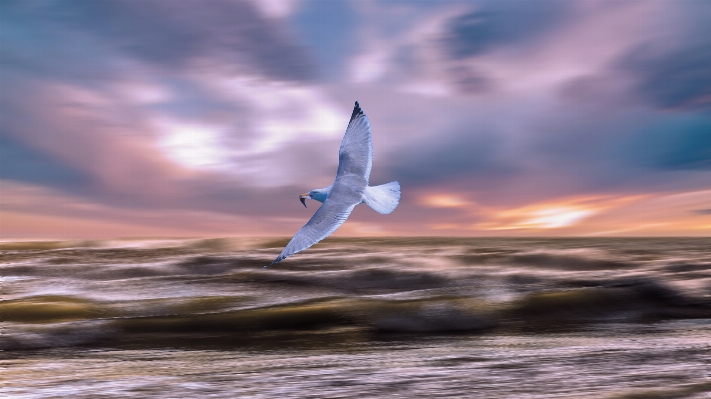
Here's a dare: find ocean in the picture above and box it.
[2,237,710,398]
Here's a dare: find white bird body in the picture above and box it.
[307,182,400,214]
[269,102,400,266]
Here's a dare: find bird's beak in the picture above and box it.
[299,193,310,208]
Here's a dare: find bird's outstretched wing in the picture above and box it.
[336,101,373,183]
[269,102,373,265]
[270,198,356,265]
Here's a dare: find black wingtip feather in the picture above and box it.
[269,255,284,267]
[350,101,363,122]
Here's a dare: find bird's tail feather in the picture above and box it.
[363,181,400,214]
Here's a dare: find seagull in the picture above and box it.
[268,101,400,266]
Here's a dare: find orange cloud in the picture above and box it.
[581,190,711,236]
[475,195,647,231]
[420,194,470,208]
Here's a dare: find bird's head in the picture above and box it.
[299,187,330,207]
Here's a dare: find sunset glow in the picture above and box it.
[1,0,709,239]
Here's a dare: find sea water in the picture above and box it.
[2,238,710,398]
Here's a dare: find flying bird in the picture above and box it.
[268,101,400,266]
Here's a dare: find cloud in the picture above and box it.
[618,115,711,171]
[1,0,710,238]
[420,194,470,209]
[475,195,643,231]
[0,133,90,188]
[581,189,711,236]
[291,0,357,79]
[386,126,511,184]
[0,80,188,197]
[0,0,349,219]
[0,0,316,82]
[444,0,570,58]
[608,1,711,110]
[618,42,711,110]
[0,181,276,239]
[414,190,711,236]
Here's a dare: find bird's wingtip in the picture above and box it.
[350,101,363,122]
[268,256,284,267]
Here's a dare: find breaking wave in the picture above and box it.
[2,237,711,350]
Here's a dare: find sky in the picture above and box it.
[1,0,710,239]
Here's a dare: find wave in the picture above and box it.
[3,238,711,350]
[454,251,635,270]
[3,277,709,350]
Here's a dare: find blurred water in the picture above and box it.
[2,238,711,398]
